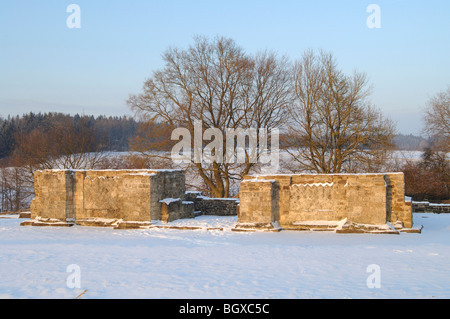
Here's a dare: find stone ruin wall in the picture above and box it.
[25,169,238,228]
[236,173,415,233]
[28,169,185,226]
[25,169,418,233]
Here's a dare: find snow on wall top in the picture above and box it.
[246,172,405,178]
[291,182,334,187]
[242,179,276,183]
[36,169,184,173]
[159,198,181,204]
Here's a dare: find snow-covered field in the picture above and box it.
[0,213,449,299]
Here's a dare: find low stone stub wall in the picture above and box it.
[184,192,239,216]
[160,198,195,223]
[239,173,413,230]
[412,201,450,213]
[150,170,186,220]
[198,198,239,216]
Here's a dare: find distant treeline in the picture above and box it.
[0,112,432,162]
[0,112,139,160]
[392,134,430,151]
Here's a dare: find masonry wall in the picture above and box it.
[30,170,410,231]
[76,170,156,222]
[286,174,387,225]
[240,173,412,229]
[30,169,186,224]
[29,169,236,227]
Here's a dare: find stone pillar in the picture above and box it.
[27,170,75,226]
[246,175,291,227]
[234,179,280,231]
[385,173,413,228]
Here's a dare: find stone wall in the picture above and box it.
[24,169,237,228]
[236,173,415,233]
[25,169,416,234]
[77,170,156,222]
[26,169,186,227]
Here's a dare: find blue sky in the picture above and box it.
[1,1,449,135]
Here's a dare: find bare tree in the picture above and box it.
[424,86,450,153]
[6,117,106,210]
[0,166,32,212]
[0,167,13,212]
[418,86,450,198]
[283,49,395,173]
[52,117,105,169]
[128,36,291,197]
[129,119,175,154]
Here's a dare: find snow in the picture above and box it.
[38,168,183,173]
[292,219,347,227]
[0,213,449,299]
[196,196,239,201]
[292,182,334,187]
[412,201,450,207]
[127,173,157,176]
[242,179,276,183]
[159,198,181,204]
[249,172,405,177]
